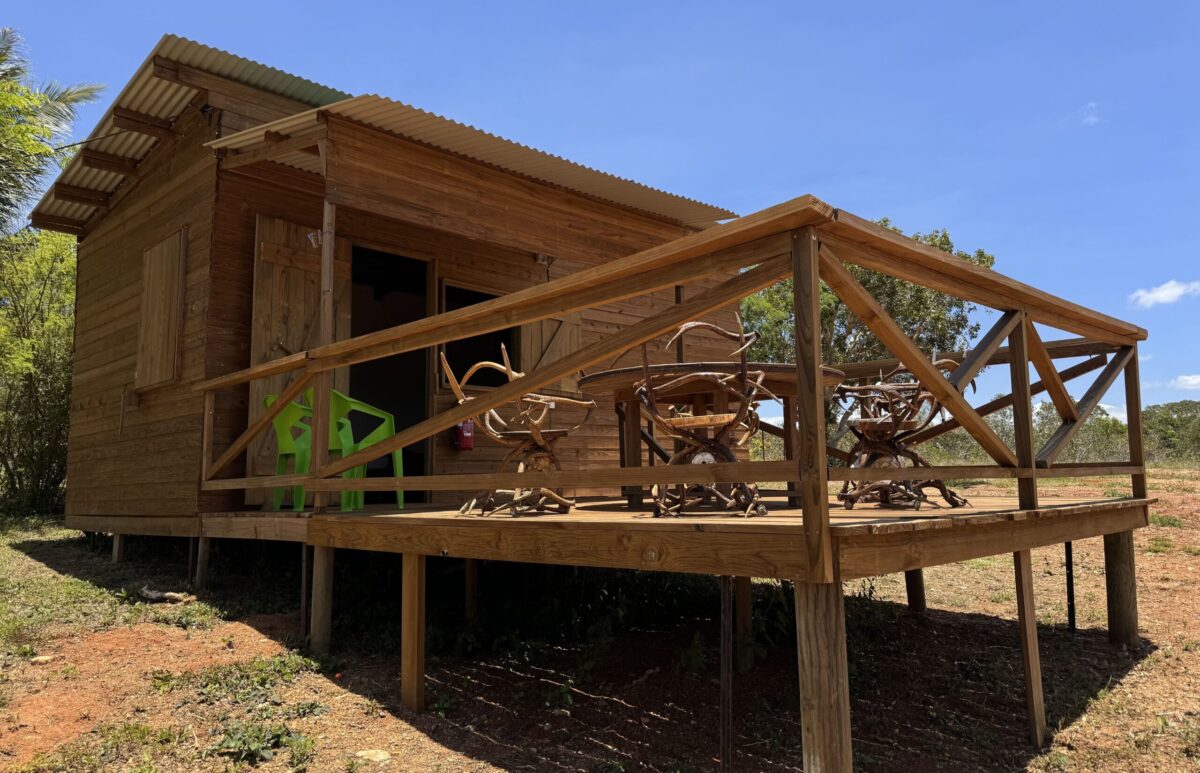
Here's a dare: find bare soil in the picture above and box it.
[1,471,1197,771]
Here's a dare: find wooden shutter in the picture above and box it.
[134,230,187,390]
[246,215,352,502]
[520,312,583,394]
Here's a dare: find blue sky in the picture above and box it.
[11,1,1199,416]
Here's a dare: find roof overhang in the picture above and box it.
[29,34,350,234]
[207,95,737,229]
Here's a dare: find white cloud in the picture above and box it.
[1080,101,1101,126]
[1098,403,1128,423]
[1171,374,1200,390]
[1129,279,1200,308]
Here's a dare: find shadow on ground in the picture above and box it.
[12,529,1153,772]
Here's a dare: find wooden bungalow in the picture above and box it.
[34,35,1151,771]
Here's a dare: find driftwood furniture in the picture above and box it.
[834,361,971,510]
[441,345,595,516]
[579,361,845,510]
[629,320,773,517]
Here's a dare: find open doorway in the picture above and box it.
[350,246,429,504]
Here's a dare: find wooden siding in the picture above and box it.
[207,122,742,508]
[67,109,218,517]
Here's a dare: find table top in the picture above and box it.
[579,361,844,401]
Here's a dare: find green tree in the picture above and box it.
[740,219,995,367]
[0,28,100,230]
[1142,400,1200,462]
[0,228,76,513]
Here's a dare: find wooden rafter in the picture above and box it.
[320,255,793,478]
[29,212,87,234]
[1037,347,1134,467]
[53,183,110,209]
[112,106,174,140]
[1025,319,1078,422]
[79,148,140,176]
[220,128,328,171]
[818,245,1018,467]
[949,309,1022,391]
[151,56,312,119]
[902,355,1109,446]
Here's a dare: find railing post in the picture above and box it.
[1007,310,1038,509]
[1123,344,1147,499]
[791,227,832,583]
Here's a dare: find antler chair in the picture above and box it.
[440,344,596,516]
[834,360,969,509]
[633,316,775,517]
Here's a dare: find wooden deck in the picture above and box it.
[178,494,1152,583]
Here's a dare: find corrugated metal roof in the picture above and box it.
[33,36,735,232]
[30,34,350,228]
[208,95,737,227]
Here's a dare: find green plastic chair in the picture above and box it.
[305,388,404,510]
[263,395,361,512]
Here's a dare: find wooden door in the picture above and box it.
[246,215,351,504]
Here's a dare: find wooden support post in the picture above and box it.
[464,558,478,625]
[734,576,754,672]
[1014,549,1047,747]
[622,400,643,507]
[187,537,196,583]
[782,397,798,507]
[310,546,334,654]
[1008,313,1038,509]
[299,544,310,635]
[401,553,427,712]
[1124,345,1147,499]
[194,537,211,590]
[1064,542,1076,634]
[794,560,852,771]
[111,533,125,563]
[792,227,833,582]
[719,575,734,773]
[904,569,926,615]
[1104,531,1139,647]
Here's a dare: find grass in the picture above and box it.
[0,524,222,656]
[1150,512,1183,528]
[17,722,189,773]
[1146,536,1174,554]
[151,651,318,706]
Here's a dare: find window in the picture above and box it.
[441,284,518,389]
[134,230,187,390]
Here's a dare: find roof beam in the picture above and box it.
[219,127,327,171]
[1025,319,1079,423]
[30,213,87,234]
[152,56,312,120]
[78,148,140,176]
[112,106,174,140]
[53,183,110,209]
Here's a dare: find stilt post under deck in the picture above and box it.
[1008,314,1047,745]
[1104,531,1139,647]
[904,569,926,615]
[193,536,211,590]
[111,533,125,563]
[794,560,853,772]
[309,545,334,654]
[1014,549,1047,747]
[464,558,478,625]
[719,575,733,772]
[734,576,754,672]
[401,553,427,712]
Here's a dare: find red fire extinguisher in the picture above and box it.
[452,419,474,450]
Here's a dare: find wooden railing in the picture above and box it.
[195,195,1149,584]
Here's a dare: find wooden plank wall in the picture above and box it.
[206,121,742,508]
[66,109,218,518]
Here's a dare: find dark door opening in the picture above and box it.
[350,246,428,505]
